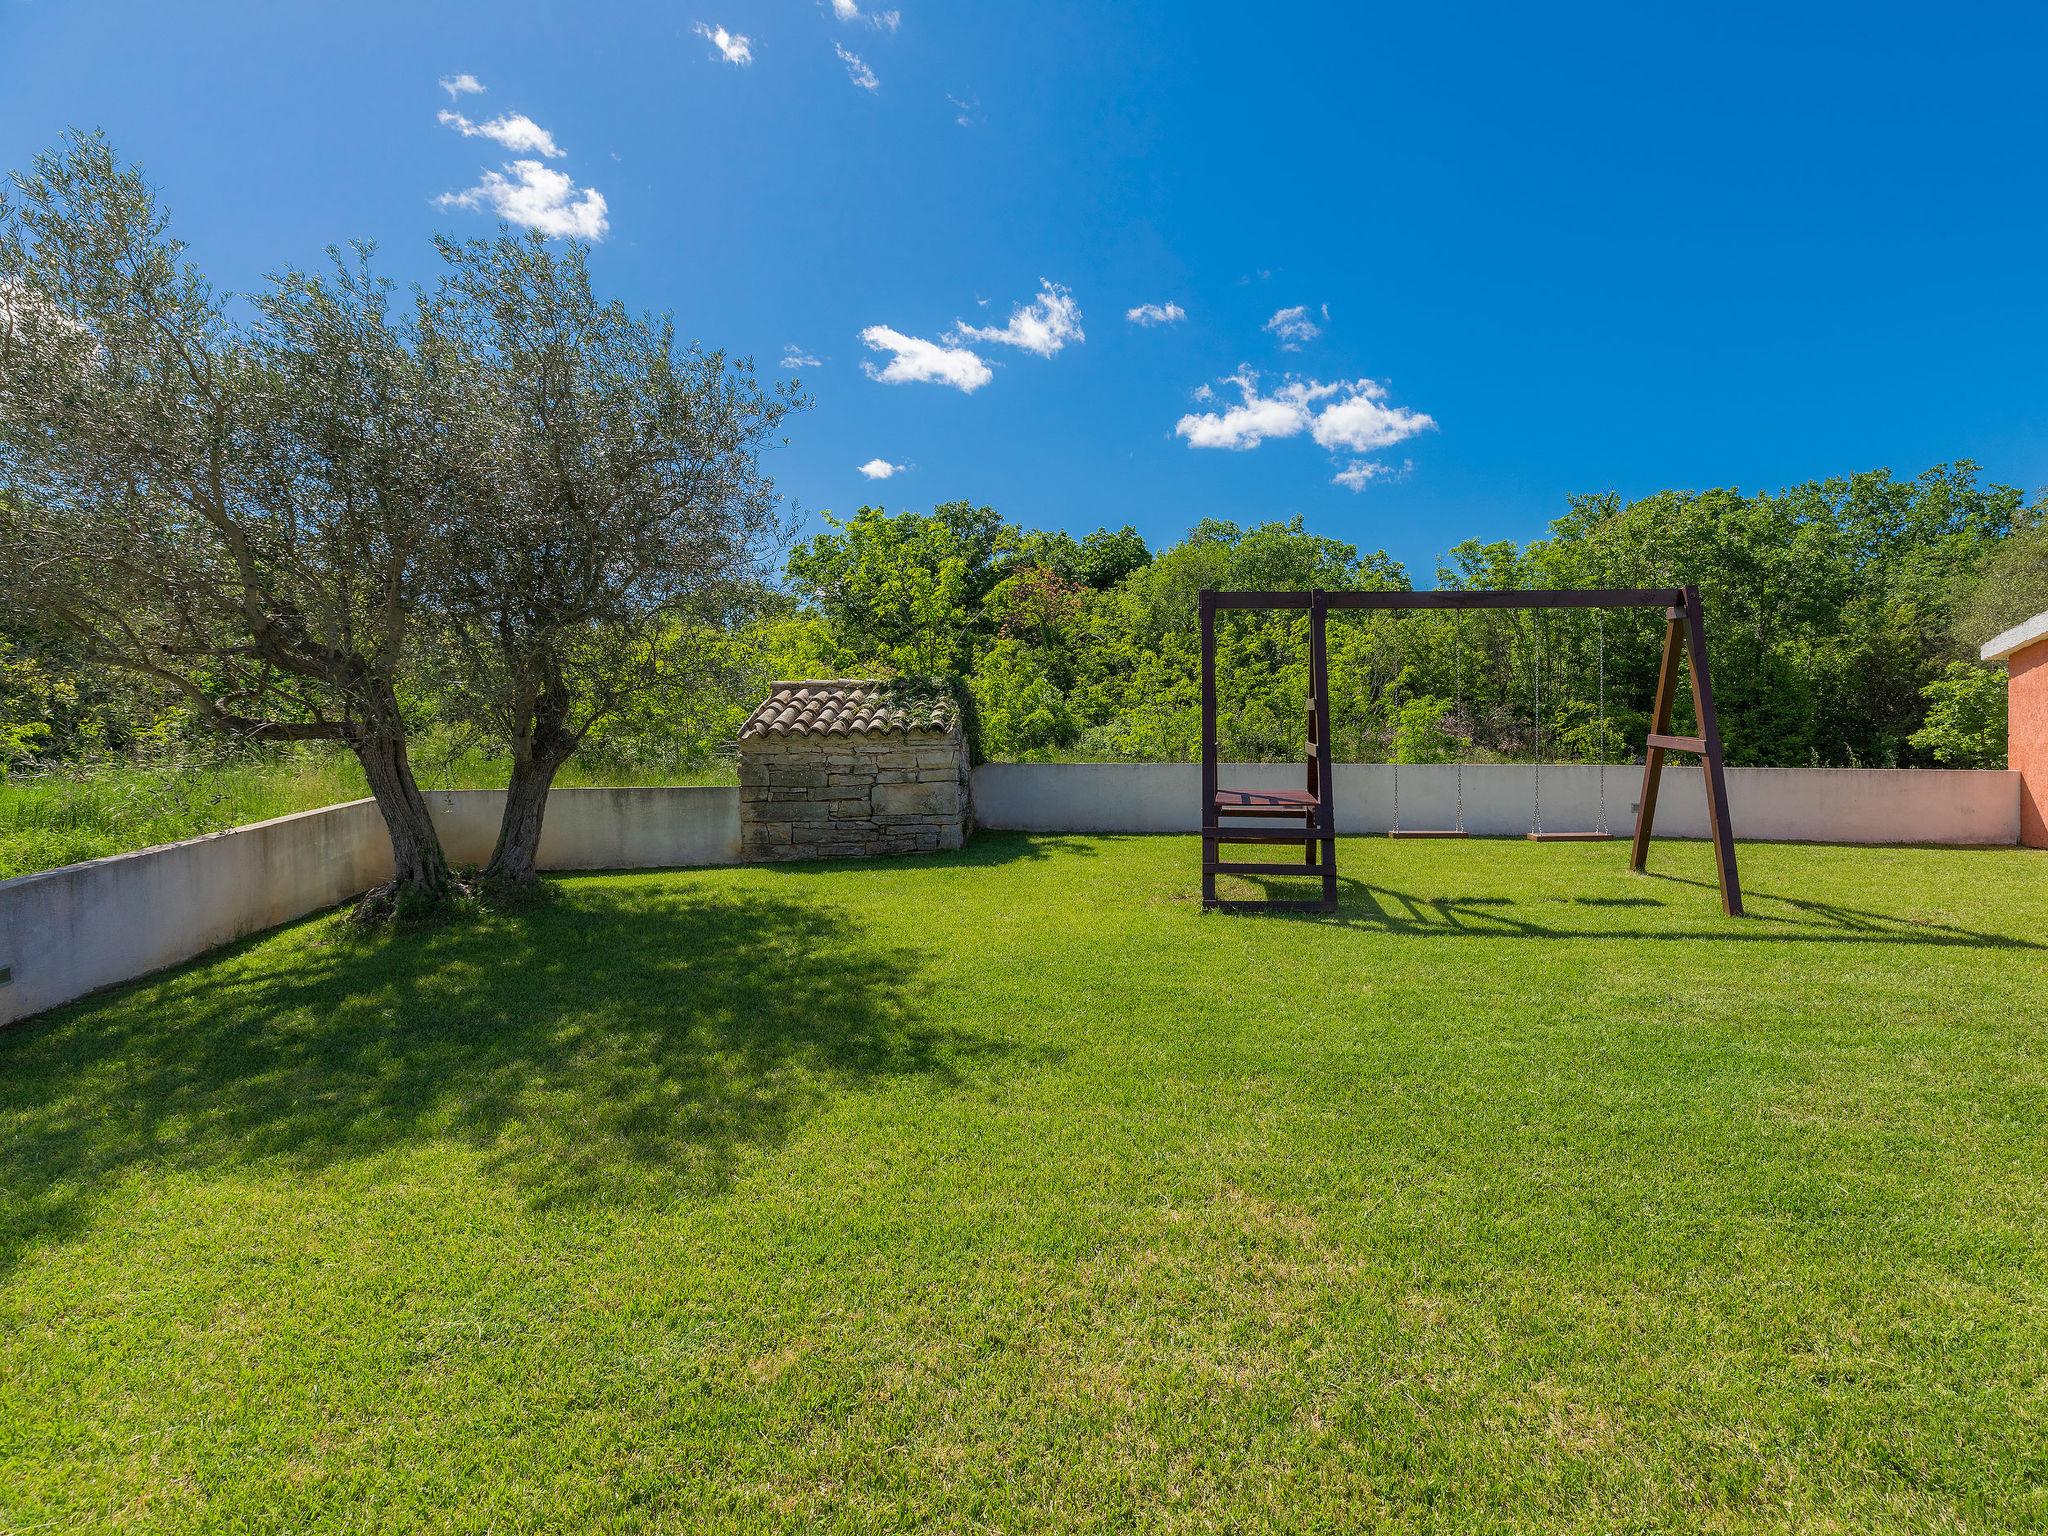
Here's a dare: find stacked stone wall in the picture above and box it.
[739,731,970,860]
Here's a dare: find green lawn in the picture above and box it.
[0,749,738,881]
[3,836,2045,1532]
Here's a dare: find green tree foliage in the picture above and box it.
[784,502,1012,675]
[1076,525,1152,589]
[1908,663,2008,767]
[1957,519,2048,646]
[779,468,2041,768]
[0,132,462,901]
[0,639,65,773]
[418,232,800,886]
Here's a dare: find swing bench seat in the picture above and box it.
[1526,830,1614,841]
[1212,786,1320,816]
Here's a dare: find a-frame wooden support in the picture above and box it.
[1629,583,1743,915]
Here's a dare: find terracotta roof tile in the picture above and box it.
[738,680,959,741]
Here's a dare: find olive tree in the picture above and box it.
[421,234,802,886]
[0,133,457,904]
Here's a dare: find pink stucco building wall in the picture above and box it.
[1984,611,2048,849]
[2009,635,2048,849]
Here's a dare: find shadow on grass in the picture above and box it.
[0,881,1007,1276]
[1212,873,2039,950]
[751,830,1104,874]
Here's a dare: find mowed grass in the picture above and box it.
[2,836,2045,1532]
[0,750,739,880]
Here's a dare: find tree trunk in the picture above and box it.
[485,750,560,887]
[351,708,457,904]
[484,712,578,889]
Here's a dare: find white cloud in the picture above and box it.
[1310,380,1434,454]
[859,325,991,391]
[1126,301,1186,327]
[781,345,824,369]
[947,93,979,127]
[1174,369,1331,450]
[1331,462,1389,491]
[950,280,1083,357]
[695,22,754,65]
[836,44,879,90]
[831,0,900,28]
[1332,457,1415,492]
[858,458,906,480]
[440,73,484,100]
[437,160,610,241]
[1175,368,1433,474]
[1264,304,1322,350]
[438,110,565,158]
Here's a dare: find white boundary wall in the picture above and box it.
[0,787,739,1027]
[422,787,743,870]
[971,762,2022,844]
[0,768,2022,1027]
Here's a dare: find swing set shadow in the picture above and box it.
[1205,871,2039,952]
[1200,585,1745,918]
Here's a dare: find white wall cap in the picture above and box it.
[1981,609,2048,663]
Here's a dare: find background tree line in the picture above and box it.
[769,464,2043,771]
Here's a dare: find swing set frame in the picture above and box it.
[1198,584,1743,917]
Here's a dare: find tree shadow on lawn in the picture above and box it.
[1215,873,2039,950]
[0,881,1010,1277]
[752,831,1104,873]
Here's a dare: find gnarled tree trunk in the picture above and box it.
[350,686,457,905]
[483,696,578,889]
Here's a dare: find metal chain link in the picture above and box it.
[1389,612,1400,833]
[1452,609,1464,833]
[1595,609,1609,835]
[1531,611,1543,835]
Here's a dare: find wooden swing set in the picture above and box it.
[1199,584,1743,917]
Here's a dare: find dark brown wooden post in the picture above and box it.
[1200,589,1219,909]
[1303,607,1321,869]
[1681,585,1744,916]
[1311,589,1337,910]
[1630,612,1684,873]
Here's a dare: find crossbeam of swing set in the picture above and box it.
[1198,584,1745,918]
[1207,587,1688,611]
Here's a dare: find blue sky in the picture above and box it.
[4,0,2045,576]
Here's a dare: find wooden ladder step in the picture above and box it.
[1205,860,1322,876]
[1204,827,1331,844]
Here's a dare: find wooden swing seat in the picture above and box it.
[1526,830,1614,841]
[1213,786,1319,815]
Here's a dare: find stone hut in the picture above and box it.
[737,680,972,861]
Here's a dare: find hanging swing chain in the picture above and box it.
[1389,612,1400,832]
[1595,609,1609,835]
[1531,610,1543,835]
[1452,609,1464,832]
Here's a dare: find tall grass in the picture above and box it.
[0,741,737,880]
